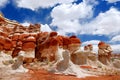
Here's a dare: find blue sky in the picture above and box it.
[0,0,120,53]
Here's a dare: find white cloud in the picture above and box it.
[81,7,120,36]
[105,0,120,3]
[41,24,52,32]
[111,44,120,53]
[82,40,100,46]
[50,0,120,37]
[21,22,30,26]
[111,35,120,42]
[0,0,9,8]
[51,0,95,35]
[15,0,75,10]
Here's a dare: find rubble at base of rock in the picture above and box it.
[0,14,120,79]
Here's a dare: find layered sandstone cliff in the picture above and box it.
[0,14,81,62]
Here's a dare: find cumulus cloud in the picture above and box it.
[0,0,9,8]
[105,0,120,3]
[21,22,30,26]
[111,44,120,53]
[81,7,120,37]
[82,40,100,46]
[51,0,95,35]
[111,35,120,42]
[49,0,120,38]
[15,0,75,10]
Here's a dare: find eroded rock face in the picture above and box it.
[71,44,97,65]
[0,15,82,62]
[27,24,40,33]
[11,51,28,72]
[35,32,81,62]
[22,36,36,51]
[0,18,82,62]
[68,35,81,54]
[98,41,112,65]
[86,44,96,61]
[56,49,70,71]
[113,59,120,68]
[71,51,87,65]
[13,25,27,33]
[0,24,81,61]
[36,32,59,61]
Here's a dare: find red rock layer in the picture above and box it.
[0,15,81,62]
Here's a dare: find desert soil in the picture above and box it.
[1,68,119,80]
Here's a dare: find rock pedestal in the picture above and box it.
[56,50,70,71]
[98,41,112,65]
[71,51,87,65]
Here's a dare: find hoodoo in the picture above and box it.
[0,13,120,80]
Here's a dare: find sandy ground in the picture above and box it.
[0,64,120,80]
[20,69,120,80]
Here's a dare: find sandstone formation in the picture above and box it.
[98,41,112,65]
[35,32,81,62]
[0,14,115,66]
[71,44,96,65]
[1,13,120,79]
[56,49,70,71]
[0,14,81,63]
[112,59,120,68]
[87,44,96,61]
[71,51,87,65]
